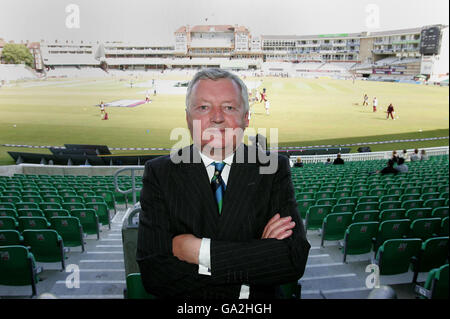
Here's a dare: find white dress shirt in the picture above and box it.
[197,150,250,299]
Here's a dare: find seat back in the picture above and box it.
[50,216,83,248]
[296,199,315,219]
[424,199,446,209]
[410,218,441,240]
[406,208,432,221]
[22,229,64,263]
[0,216,18,230]
[85,202,110,228]
[18,217,50,232]
[432,207,449,219]
[125,273,157,299]
[379,201,401,211]
[344,222,379,255]
[401,200,424,210]
[352,210,379,223]
[376,238,422,275]
[305,205,332,230]
[15,202,39,211]
[0,245,38,287]
[0,208,18,220]
[0,230,23,246]
[440,217,449,236]
[17,208,44,218]
[44,209,70,219]
[417,237,449,273]
[374,219,410,252]
[332,203,355,214]
[423,264,449,299]
[356,202,379,212]
[70,209,99,237]
[379,209,406,222]
[322,213,352,241]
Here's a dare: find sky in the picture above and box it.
[0,0,448,44]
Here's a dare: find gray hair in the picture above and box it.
[185,68,249,113]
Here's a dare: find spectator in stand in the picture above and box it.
[400,149,409,162]
[294,157,304,168]
[410,149,420,162]
[378,159,398,175]
[333,153,344,165]
[420,149,429,161]
[391,150,399,163]
[395,157,408,173]
[324,158,332,165]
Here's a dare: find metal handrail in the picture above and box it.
[113,167,144,206]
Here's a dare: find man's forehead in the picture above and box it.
[192,78,241,100]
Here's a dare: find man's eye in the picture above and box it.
[199,105,208,110]
[225,106,234,111]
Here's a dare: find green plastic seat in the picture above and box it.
[405,208,432,221]
[352,210,379,223]
[400,194,421,202]
[440,217,449,236]
[412,237,449,283]
[18,216,50,232]
[379,195,400,203]
[39,202,62,211]
[356,202,379,212]
[305,205,332,231]
[0,230,24,246]
[378,209,406,222]
[0,202,16,210]
[42,195,64,205]
[316,198,336,206]
[373,219,410,253]
[50,217,85,252]
[17,208,45,218]
[415,264,449,299]
[15,202,39,211]
[62,202,86,212]
[95,190,116,213]
[431,207,449,219]
[379,201,401,211]
[375,238,422,275]
[369,189,386,197]
[342,221,379,263]
[315,191,334,200]
[296,192,315,201]
[85,202,110,229]
[402,200,424,210]
[44,209,70,219]
[337,197,358,205]
[0,196,21,204]
[70,209,100,239]
[421,193,441,201]
[320,212,353,247]
[125,273,157,299]
[0,216,18,230]
[358,196,378,204]
[0,208,19,220]
[333,190,351,199]
[62,195,84,204]
[0,245,40,297]
[332,203,355,214]
[22,229,66,270]
[409,218,441,241]
[21,195,43,204]
[296,199,315,219]
[424,199,446,209]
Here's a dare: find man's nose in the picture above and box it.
[210,106,225,122]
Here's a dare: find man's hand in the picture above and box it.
[172,234,202,265]
[261,213,295,240]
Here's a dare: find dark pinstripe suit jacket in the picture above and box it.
[137,144,310,299]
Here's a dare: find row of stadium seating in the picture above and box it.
[293,154,448,298]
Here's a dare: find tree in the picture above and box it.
[1,43,34,67]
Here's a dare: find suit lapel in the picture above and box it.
[219,145,261,237]
[174,146,219,234]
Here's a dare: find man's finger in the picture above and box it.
[262,213,280,238]
[267,221,295,239]
[263,216,292,239]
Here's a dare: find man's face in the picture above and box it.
[186,78,249,157]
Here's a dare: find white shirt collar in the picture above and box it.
[198,149,234,168]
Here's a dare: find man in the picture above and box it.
[372,97,378,112]
[410,149,420,161]
[395,157,408,173]
[363,94,368,106]
[386,103,395,120]
[333,153,344,165]
[137,68,310,299]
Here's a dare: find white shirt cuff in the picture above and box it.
[198,238,211,276]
